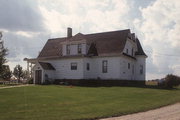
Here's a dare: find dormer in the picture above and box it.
[61,28,89,56]
[123,33,137,57]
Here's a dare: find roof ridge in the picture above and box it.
[84,29,130,36]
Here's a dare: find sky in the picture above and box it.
[0,0,180,80]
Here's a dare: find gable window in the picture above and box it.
[132,48,134,56]
[86,63,90,71]
[66,45,70,55]
[78,44,82,54]
[102,60,108,73]
[128,63,130,69]
[126,49,128,54]
[71,63,77,70]
[140,65,143,74]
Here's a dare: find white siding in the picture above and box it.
[46,58,84,79]
[135,56,146,80]
[36,55,146,81]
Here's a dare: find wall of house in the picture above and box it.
[83,56,136,80]
[134,56,146,80]
[119,57,136,80]
[37,55,146,81]
[46,58,84,79]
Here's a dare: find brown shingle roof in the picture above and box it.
[38,29,146,58]
[39,62,55,70]
[38,38,66,58]
[135,38,147,56]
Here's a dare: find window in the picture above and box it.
[128,63,130,69]
[71,63,77,70]
[102,60,108,73]
[132,48,134,56]
[78,44,82,54]
[87,63,90,71]
[140,65,143,74]
[66,45,70,55]
[126,49,128,54]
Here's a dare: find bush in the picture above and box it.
[164,74,180,88]
[28,78,33,84]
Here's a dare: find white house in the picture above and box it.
[25,28,147,84]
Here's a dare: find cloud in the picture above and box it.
[0,0,45,32]
[134,0,180,79]
[39,0,132,37]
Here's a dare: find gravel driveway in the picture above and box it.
[101,103,180,120]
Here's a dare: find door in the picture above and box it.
[35,70,42,84]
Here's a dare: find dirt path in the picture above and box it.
[101,103,180,120]
[0,84,33,89]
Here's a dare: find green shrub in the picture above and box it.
[164,74,180,88]
[28,78,33,84]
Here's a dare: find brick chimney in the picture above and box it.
[67,27,72,38]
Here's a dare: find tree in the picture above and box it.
[13,65,24,83]
[164,74,180,89]
[0,32,9,80]
[2,65,12,80]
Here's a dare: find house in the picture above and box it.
[24,28,147,85]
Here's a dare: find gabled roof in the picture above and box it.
[135,38,147,56]
[38,38,66,58]
[38,29,146,59]
[39,62,55,70]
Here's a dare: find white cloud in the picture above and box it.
[134,0,180,79]
[38,0,132,37]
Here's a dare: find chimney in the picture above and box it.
[67,27,72,38]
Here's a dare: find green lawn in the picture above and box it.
[0,85,180,120]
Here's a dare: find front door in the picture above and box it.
[35,70,42,84]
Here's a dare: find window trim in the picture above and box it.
[66,45,70,55]
[102,60,108,73]
[71,62,77,70]
[140,65,143,74]
[128,63,130,69]
[77,44,82,54]
[126,49,128,54]
[132,48,134,56]
[86,63,90,71]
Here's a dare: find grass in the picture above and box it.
[0,83,21,87]
[0,85,180,120]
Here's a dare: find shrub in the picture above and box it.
[28,78,33,84]
[164,74,180,88]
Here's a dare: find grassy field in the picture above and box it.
[0,85,180,120]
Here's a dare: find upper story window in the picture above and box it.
[86,63,90,71]
[140,65,143,74]
[102,60,108,73]
[128,63,130,69]
[71,63,77,70]
[66,45,70,55]
[126,49,128,54]
[78,44,82,54]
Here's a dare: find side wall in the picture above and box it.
[40,56,145,81]
[46,58,84,79]
[135,56,146,80]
